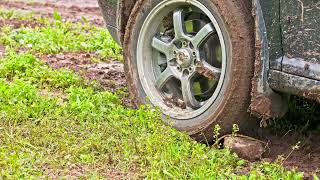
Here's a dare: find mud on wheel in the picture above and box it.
[124,0,255,141]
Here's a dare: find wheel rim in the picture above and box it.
[137,0,228,120]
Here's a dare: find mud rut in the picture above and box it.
[0,0,319,177]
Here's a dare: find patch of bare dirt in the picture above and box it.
[0,18,43,29]
[101,168,137,179]
[43,164,135,179]
[0,0,104,26]
[40,52,134,107]
[233,130,320,178]
[41,53,127,93]
[29,0,99,8]
[256,129,320,178]
[86,62,126,92]
[42,53,93,70]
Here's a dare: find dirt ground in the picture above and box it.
[0,0,319,178]
[256,129,320,177]
[1,0,104,25]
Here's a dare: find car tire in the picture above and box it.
[123,0,255,141]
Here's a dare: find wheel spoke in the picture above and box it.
[152,37,171,57]
[192,23,215,48]
[197,61,221,80]
[173,10,187,39]
[181,77,200,108]
[157,57,167,65]
[203,61,221,79]
[156,68,174,89]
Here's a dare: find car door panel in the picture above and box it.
[281,0,320,61]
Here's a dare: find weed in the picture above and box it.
[0,9,35,21]
[213,124,221,143]
[232,124,240,137]
[246,162,304,180]
[281,141,301,166]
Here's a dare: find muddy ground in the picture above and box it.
[0,0,319,178]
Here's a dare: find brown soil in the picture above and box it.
[258,129,320,178]
[0,0,104,26]
[0,0,319,178]
[43,164,134,179]
[0,18,43,29]
[39,52,134,107]
[41,53,127,93]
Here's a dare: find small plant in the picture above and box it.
[280,141,301,166]
[212,124,224,149]
[232,124,240,137]
[213,124,221,143]
[53,10,62,21]
[0,9,14,19]
[0,8,35,21]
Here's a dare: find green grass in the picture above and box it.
[0,8,35,21]
[0,53,304,179]
[0,9,122,60]
[0,9,309,179]
[0,52,91,90]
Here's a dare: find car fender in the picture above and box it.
[250,0,288,122]
[98,0,137,45]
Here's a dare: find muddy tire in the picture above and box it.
[123,0,255,141]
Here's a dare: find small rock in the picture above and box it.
[88,62,124,73]
[59,60,73,65]
[56,54,65,60]
[82,53,91,58]
[70,57,77,61]
[223,135,266,161]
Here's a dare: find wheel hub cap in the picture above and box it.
[176,49,192,68]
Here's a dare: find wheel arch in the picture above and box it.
[250,0,288,121]
[98,0,137,45]
[118,0,138,44]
